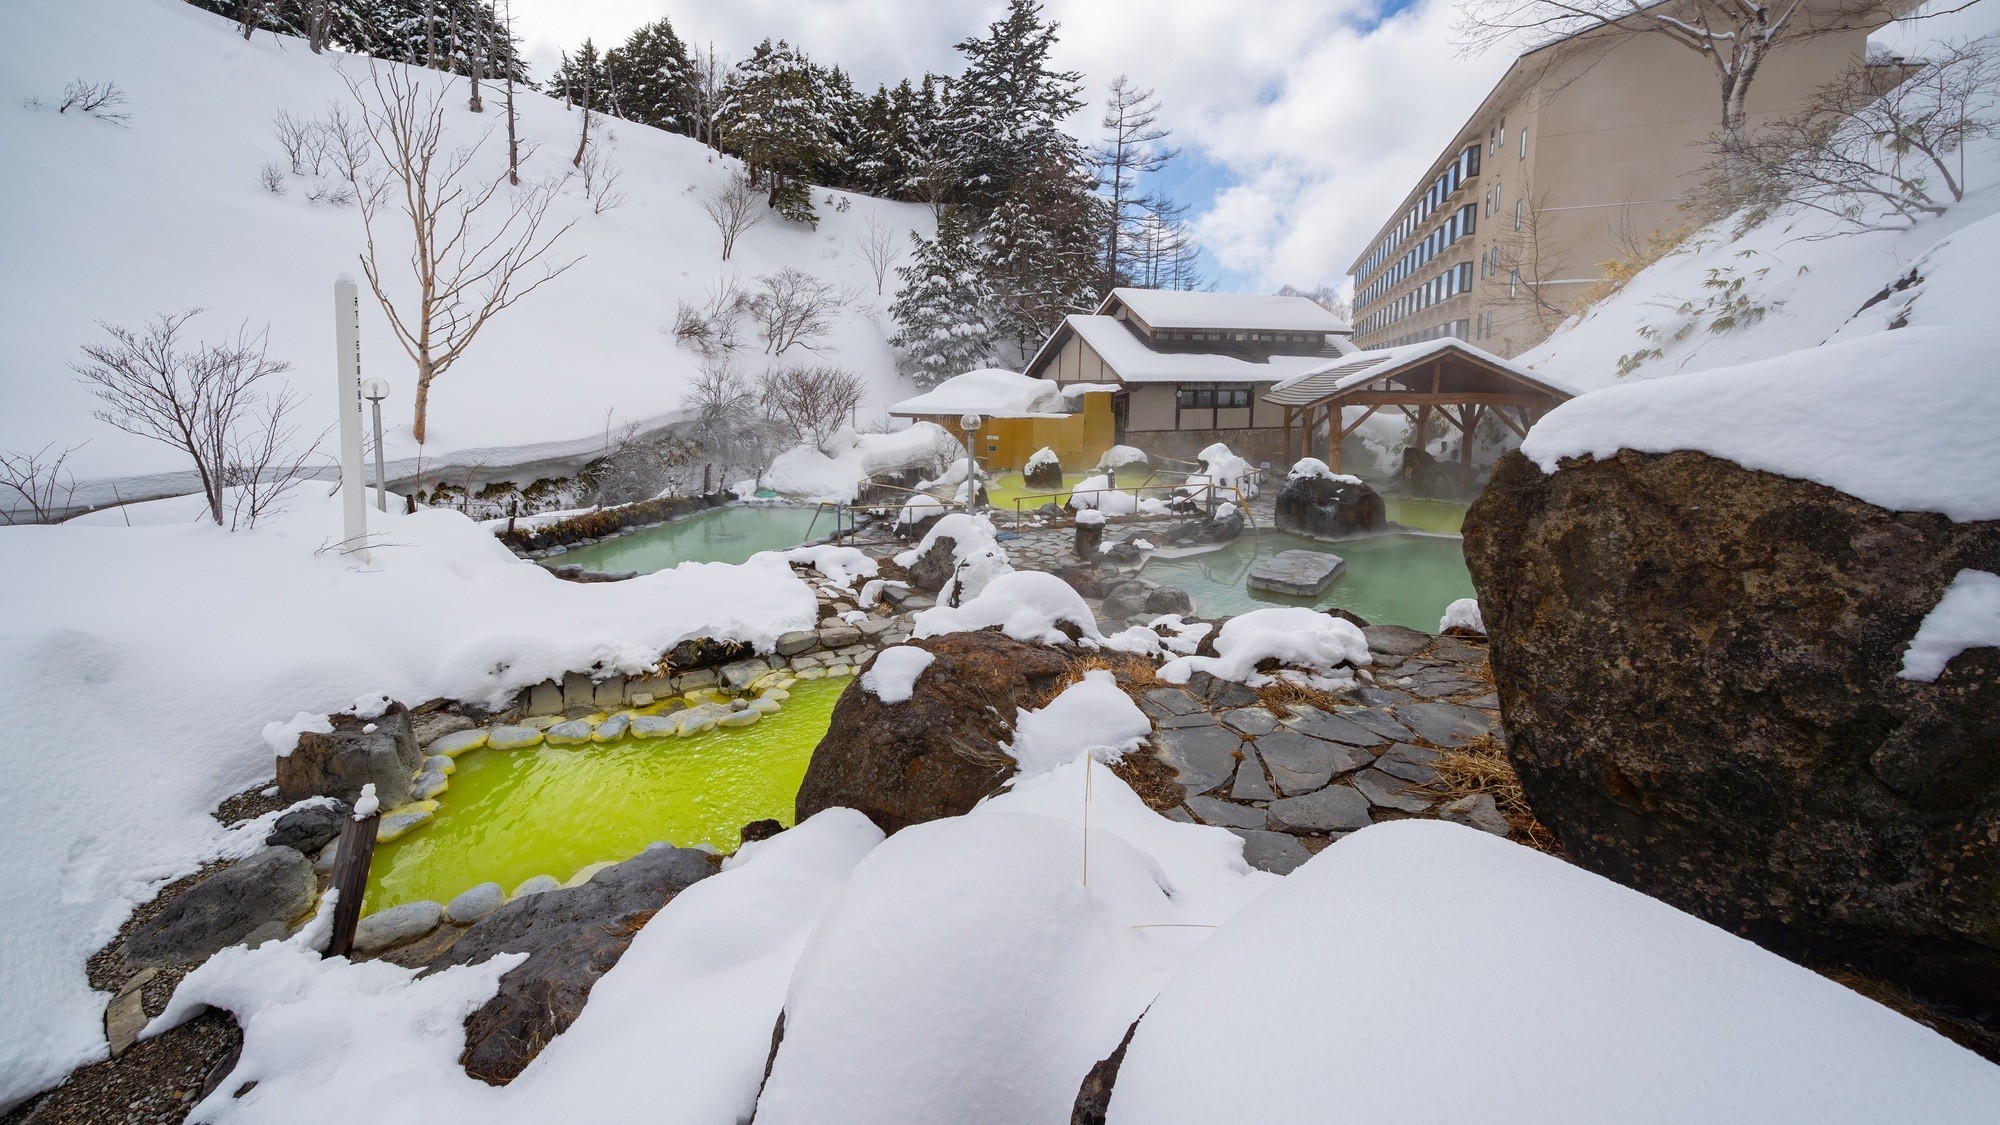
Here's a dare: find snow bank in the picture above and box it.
[757,761,1274,1125]
[1159,607,1371,691]
[1520,327,2000,522]
[759,425,953,503]
[892,513,1012,602]
[1900,569,2000,681]
[1006,671,1152,776]
[147,809,884,1125]
[1108,820,2000,1123]
[0,493,816,1106]
[859,645,934,704]
[1440,597,1485,635]
[913,570,1103,646]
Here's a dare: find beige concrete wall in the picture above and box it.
[1350,1,1882,356]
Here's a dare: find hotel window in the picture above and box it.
[1514,199,1523,230]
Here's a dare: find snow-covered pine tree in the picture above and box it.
[549,39,613,113]
[717,39,840,226]
[606,17,693,134]
[945,0,1087,219]
[360,1,528,82]
[889,215,998,389]
[983,156,1106,357]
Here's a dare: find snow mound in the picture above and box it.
[760,426,954,503]
[1095,445,1150,471]
[1521,327,2000,522]
[757,761,1273,1125]
[859,645,934,704]
[261,711,332,755]
[895,492,944,526]
[1006,670,1152,776]
[1440,597,1485,635]
[1025,446,1060,471]
[1900,569,2000,681]
[893,513,1012,602]
[912,570,1104,646]
[1193,442,1259,499]
[887,368,1079,417]
[1286,457,1362,486]
[783,544,878,589]
[1108,820,2000,1123]
[1159,607,1371,690]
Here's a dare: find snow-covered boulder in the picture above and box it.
[1159,606,1372,691]
[1273,458,1384,538]
[1466,333,2000,1018]
[1024,446,1064,490]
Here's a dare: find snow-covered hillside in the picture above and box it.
[1518,6,2000,395]
[0,0,932,505]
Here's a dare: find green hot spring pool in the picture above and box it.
[1140,532,1477,632]
[544,505,825,575]
[364,675,848,914]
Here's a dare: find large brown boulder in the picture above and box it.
[796,631,1079,832]
[427,845,719,1083]
[277,704,421,807]
[1464,448,2000,1022]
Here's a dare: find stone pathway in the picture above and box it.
[1137,624,1508,874]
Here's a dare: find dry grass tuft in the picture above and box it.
[1431,733,1561,855]
[1068,650,1163,692]
[1255,678,1349,714]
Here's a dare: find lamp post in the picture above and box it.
[362,378,391,512]
[959,412,982,510]
[333,276,367,562]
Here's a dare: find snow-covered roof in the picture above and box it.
[1054,315,1344,385]
[887,369,1112,419]
[1103,288,1352,334]
[1265,338,1578,405]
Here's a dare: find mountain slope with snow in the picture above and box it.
[0,0,931,504]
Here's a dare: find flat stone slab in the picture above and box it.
[1286,708,1387,748]
[1186,795,1269,829]
[1246,549,1345,596]
[1227,828,1313,875]
[1352,767,1435,813]
[1155,725,1243,795]
[1256,731,1372,794]
[1397,702,1497,748]
[1267,784,1374,832]
[1375,743,1442,784]
[1230,749,1276,801]
[1142,687,1205,717]
[1361,624,1430,659]
[1221,707,1281,736]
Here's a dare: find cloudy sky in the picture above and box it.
[508,0,1517,295]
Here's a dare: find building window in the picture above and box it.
[1514,199,1523,230]
[1520,127,1528,159]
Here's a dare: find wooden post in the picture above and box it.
[1328,405,1343,474]
[1281,407,1293,466]
[327,810,381,959]
[1458,404,1478,486]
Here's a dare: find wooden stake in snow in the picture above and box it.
[334,276,369,562]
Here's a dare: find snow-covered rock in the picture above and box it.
[858,645,934,704]
[1159,607,1372,690]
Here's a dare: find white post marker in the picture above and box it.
[333,276,368,561]
[959,412,982,511]
[362,378,391,512]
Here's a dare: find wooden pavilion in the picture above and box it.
[1264,341,1575,481]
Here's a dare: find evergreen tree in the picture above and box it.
[548,38,613,113]
[1092,76,1178,289]
[945,0,1086,218]
[983,157,1106,356]
[605,18,693,134]
[717,39,841,226]
[888,216,997,389]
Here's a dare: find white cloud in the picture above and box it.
[508,0,1512,293]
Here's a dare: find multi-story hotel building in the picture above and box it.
[1346,2,1898,357]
